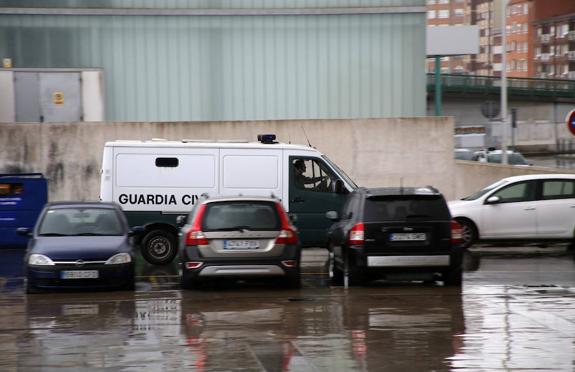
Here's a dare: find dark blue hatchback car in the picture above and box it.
[20,202,140,293]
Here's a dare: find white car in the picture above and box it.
[472,149,530,166]
[448,174,575,248]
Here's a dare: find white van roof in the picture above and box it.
[105,139,320,153]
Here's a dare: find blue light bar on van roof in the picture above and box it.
[257,134,277,144]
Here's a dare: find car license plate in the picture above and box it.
[389,233,426,241]
[60,270,99,279]
[223,240,260,250]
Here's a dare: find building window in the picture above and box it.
[438,10,449,19]
[454,8,464,17]
[427,0,436,4]
[428,10,436,19]
[438,0,448,4]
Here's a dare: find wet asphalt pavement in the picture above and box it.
[1,247,575,371]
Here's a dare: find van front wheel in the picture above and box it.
[141,230,177,265]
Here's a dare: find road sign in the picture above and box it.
[567,109,575,136]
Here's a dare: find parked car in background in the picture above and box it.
[454,148,475,161]
[20,202,140,293]
[326,187,464,286]
[0,173,47,248]
[178,195,301,289]
[472,148,530,166]
[449,174,575,248]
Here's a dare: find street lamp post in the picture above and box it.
[501,0,509,164]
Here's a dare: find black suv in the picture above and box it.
[326,187,463,286]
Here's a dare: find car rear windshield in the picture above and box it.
[38,208,123,236]
[364,195,451,222]
[202,201,280,231]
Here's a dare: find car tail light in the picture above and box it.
[185,204,209,246]
[274,202,299,245]
[450,220,463,245]
[348,222,365,246]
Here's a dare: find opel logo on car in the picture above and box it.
[75,260,85,267]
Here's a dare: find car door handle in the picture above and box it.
[291,197,304,203]
[524,207,536,211]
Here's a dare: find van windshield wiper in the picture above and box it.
[39,233,71,237]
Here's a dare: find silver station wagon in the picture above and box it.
[178,196,301,289]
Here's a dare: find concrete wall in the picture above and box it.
[0,118,457,202]
[430,96,575,150]
[454,160,575,199]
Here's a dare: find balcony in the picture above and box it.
[569,31,575,41]
[540,34,552,43]
[569,51,575,61]
[539,53,553,62]
[569,72,575,80]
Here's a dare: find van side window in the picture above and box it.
[292,158,336,193]
[0,183,23,196]
[155,157,179,168]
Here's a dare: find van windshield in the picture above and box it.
[322,155,358,190]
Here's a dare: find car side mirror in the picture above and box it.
[325,211,339,221]
[333,179,347,194]
[16,227,31,237]
[129,226,145,236]
[486,196,501,204]
[176,215,187,228]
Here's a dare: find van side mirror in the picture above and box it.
[288,213,298,223]
[16,227,31,237]
[129,226,145,236]
[176,215,187,228]
[486,196,501,204]
[325,211,339,221]
[333,179,347,194]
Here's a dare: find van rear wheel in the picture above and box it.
[141,229,177,265]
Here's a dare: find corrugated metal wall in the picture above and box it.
[0,1,426,121]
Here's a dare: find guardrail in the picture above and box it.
[427,73,575,99]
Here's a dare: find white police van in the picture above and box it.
[100,135,357,264]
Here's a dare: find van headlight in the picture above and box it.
[105,253,132,265]
[28,254,55,266]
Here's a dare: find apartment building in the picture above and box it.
[427,0,575,80]
[506,0,532,78]
[532,1,575,79]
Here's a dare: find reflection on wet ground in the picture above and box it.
[1,249,575,371]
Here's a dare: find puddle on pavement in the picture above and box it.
[2,255,575,370]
